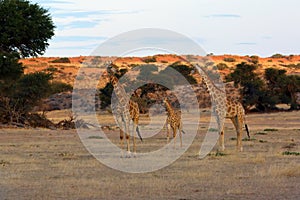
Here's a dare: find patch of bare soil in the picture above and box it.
[0,111,299,199]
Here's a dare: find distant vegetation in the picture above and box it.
[50,57,71,63]
[271,53,285,58]
[0,0,61,126]
[99,57,300,113]
[99,62,196,112]
[226,62,300,111]
[216,63,228,70]
[223,57,236,62]
[142,56,157,63]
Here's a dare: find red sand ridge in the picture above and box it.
[19,54,300,86]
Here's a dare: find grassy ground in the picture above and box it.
[0,111,299,199]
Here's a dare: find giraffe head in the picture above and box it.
[162,97,168,104]
[162,97,173,111]
[106,60,115,75]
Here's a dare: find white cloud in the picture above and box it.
[32,0,300,57]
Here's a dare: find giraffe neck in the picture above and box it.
[198,66,225,102]
[110,75,130,106]
[165,100,175,116]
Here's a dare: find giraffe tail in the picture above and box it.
[136,126,143,142]
[245,124,250,139]
[181,130,186,134]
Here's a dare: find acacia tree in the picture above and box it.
[0,0,55,57]
[0,0,55,124]
[226,62,265,110]
[265,68,300,110]
[0,0,55,87]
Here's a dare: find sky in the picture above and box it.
[33,0,300,57]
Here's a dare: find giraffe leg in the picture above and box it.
[117,115,125,157]
[124,119,131,157]
[219,129,225,151]
[132,120,137,157]
[173,126,177,148]
[218,122,225,151]
[237,116,243,152]
[166,123,171,144]
[216,115,225,151]
[179,123,183,148]
[231,116,243,152]
[120,129,124,154]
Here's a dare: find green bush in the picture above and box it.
[50,57,71,63]
[46,67,58,72]
[283,63,300,69]
[226,62,265,110]
[0,0,55,125]
[143,57,157,63]
[265,68,300,110]
[264,128,278,132]
[216,63,228,70]
[0,53,23,80]
[271,54,285,58]
[282,151,300,156]
[250,55,259,64]
[13,72,52,112]
[162,62,197,85]
[223,57,236,62]
[49,82,73,94]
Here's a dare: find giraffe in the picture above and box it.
[195,64,250,152]
[106,63,142,157]
[163,97,185,147]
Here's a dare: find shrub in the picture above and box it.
[255,132,267,135]
[49,82,73,94]
[143,56,157,63]
[216,63,228,70]
[50,57,71,63]
[13,72,53,112]
[162,62,197,85]
[0,52,24,84]
[282,151,300,156]
[271,54,285,58]
[223,57,236,62]
[264,128,278,132]
[226,62,265,110]
[283,63,300,69]
[250,55,259,64]
[46,67,58,72]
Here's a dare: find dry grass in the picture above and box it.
[0,111,300,199]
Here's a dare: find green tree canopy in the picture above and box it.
[226,62,265,110]
[227,63,300,111]
[13,72,52,111]
[0,0,55,57]
[0,52,24,87]
[0,1,59,125]
[265,68,300,110]
[161,62,197,85]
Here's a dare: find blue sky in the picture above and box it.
[33,0,300,57]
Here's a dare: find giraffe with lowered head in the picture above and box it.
[106,62,142,157]
[195,63,250,152]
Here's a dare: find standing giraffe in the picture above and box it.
[195,64,250,152]
[106,63,142,157]
[163,97,185,147]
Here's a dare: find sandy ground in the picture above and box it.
[0,111,299,200]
